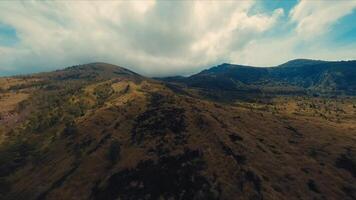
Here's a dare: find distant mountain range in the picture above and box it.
[159,59,356,96]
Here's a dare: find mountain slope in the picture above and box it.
[160,60,356,96]
[276,59,328,68]
[270,60,356,92]
[0,63,355,200]
[38,62,142,81]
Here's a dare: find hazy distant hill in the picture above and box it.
[276,59,328,68]
[0,62,355,200]
[160,59,356,96]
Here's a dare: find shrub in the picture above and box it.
[108,140,121,165]
[0,139,35,176]
[94,83,113,106]
[63,120,78,137]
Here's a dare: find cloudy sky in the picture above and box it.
[0,0,356,77]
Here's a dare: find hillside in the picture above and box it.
[160,60,356,97]
[0,63,355,200]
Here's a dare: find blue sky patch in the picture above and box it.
[0,1,356,76]
[0,23,19,46]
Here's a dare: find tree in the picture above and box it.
[108,140,120,165]
[63,120,77,137]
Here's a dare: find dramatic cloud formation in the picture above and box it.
[0,0,355,76]
[290,1,356,38]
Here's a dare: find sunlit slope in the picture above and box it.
[0,63,355,200]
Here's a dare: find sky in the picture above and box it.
[0,0,356,77]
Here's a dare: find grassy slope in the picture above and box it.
[0,64,355,200]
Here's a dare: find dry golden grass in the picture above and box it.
[0,77,39,90]
[0,92,28,113]
[1,74,355,200]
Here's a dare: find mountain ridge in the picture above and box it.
[0,61,355,200]
[159,59,356,96]
[276,59,329,68]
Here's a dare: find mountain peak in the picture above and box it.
[277,59,328,68]
[65,62,127,71]
[37,62,141,80]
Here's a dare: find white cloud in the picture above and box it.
[230,37,297,67]
[227,1,356,67]
[290,0,356,39]
[0,0,284,76]
[229,31,356,68]
[0,0,355,77]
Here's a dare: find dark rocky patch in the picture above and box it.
[335,153,356,177]
[219,141,246,164]
[229,133,243,142]
[307,179,320,193]
[308,147,329,159]
[37,162,80,200]
[75,136,93,150]
[0,177,10,196]
[342,185,356,199]
[164,83,192,97]
[238,170,263,200]
[210,114,228,128]
[285,125,303,138]
[147,93,166,108]
[131,92,187,144]
[107,140,121,165]
[245,170,262,193]
[0,141,35,177]
[132,106,186,144]
[87,134,112,155]
[92,149,219,200]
